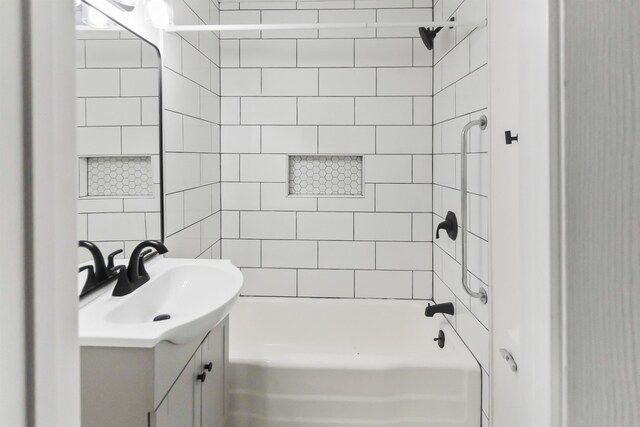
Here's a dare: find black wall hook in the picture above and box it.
[505,130,519,144]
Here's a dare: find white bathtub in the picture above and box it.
[228,297,481,427]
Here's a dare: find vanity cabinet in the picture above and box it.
[81,317,228,427]
[153,325,226,427]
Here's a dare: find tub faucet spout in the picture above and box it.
[425,302,454,317]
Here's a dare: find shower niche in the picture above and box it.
[288,155,364,197]
[79,155,154,197]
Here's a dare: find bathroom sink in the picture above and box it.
[79,258,243,348]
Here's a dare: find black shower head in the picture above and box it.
[419,18,455,51]
[419,27,436,50]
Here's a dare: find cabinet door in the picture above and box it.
[153,355,199,427]
[200,324,226,427]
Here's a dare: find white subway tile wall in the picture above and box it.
[83,0,492,419]
[163,0,222,260]
[76,29,162,263]
[432,0,490,423]
[220,0,435,301]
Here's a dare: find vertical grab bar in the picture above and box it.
[461,115,488,304]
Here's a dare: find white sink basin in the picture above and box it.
[79,258,243,348]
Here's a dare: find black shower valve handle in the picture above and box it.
[436,211,458,241]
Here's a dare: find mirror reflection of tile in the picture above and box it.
[76,11,162,264]
[87,156,154,197]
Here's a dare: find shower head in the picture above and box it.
[418,17,455,51]
[419,27,437,50]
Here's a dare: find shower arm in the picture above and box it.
[461,116,488,304]
[166,20,487,33]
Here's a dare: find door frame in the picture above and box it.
[488,0,564,426]
[1,0,79,425]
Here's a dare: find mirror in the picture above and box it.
[76,2,163,269]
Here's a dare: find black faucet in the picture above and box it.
[425,302,455,317]
[78,241,120,298]
[112,240,168,297]
[436,211,458,240]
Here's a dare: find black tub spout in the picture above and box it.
[425,302,455,317]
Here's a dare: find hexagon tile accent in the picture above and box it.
[87,156,154,197]
[289,155,363,196]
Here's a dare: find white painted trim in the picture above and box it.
[0,1,28,424]
[557,0,568,424]
[516,0,563,425]
[489,0,563,425]
[24,0,80,425]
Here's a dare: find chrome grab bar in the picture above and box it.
[461,115,488,304]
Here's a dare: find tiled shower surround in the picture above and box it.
[161,0,490,422]
[219,0,435,299]
[431,0,489,423]
[163,0,223,259]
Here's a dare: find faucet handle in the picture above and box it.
[139,249,154,259]
[79,264,95,277]
[107,249,124,270]
[79,265,96,297]
[78,240,110,282]
[137,249,155,278]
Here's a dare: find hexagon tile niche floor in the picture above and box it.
[289,155,363,196]
[87,156,154,197]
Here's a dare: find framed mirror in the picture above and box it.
[76,1,164,268]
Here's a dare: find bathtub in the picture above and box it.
[228,297,481,427]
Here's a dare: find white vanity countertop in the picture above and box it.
[78,258,243,348]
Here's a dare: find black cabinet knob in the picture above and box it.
[197,372,207,383]
[204,362,213,372]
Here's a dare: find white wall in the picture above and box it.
[216,3,490,420]
[4,0,82,424]
[563,0,640,425]
[163,0,223,259]
[430,0,489,424]
[1,1,29,424]
[219,0,434,299]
